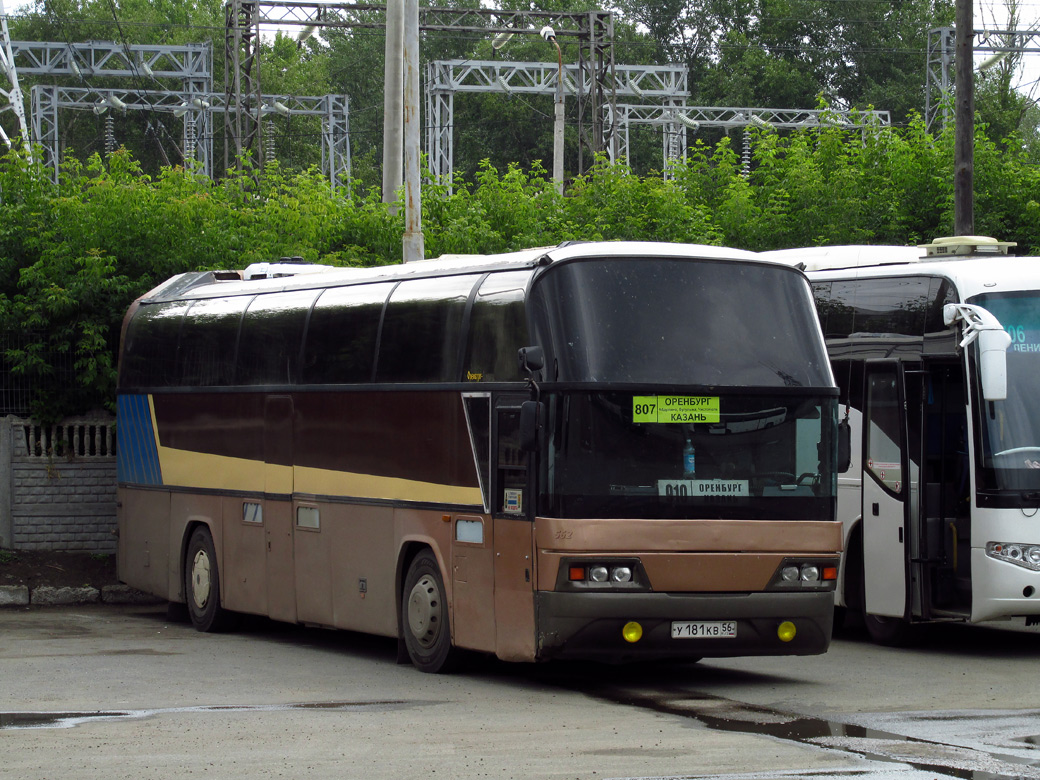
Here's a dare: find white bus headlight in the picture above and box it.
[769,559,837,590]
[987,542,1040,572]
[561,558,648,591]
[611,566,633,583]
[800,565,821,582]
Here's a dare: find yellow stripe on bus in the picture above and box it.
[155,444,483,506]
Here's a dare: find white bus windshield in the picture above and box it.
[970,291,1040,497]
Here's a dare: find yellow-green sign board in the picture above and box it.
[633,396,720,424]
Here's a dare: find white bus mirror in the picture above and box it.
[943,303,1011,402]
[978,328,1011,402]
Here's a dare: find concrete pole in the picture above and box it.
[954,0,974,236]
[382,0,404,209]
[543,27,565,195]
[402,0,424,263]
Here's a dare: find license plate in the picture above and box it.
[671,620,737,639]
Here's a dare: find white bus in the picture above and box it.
[763,236,1040,644]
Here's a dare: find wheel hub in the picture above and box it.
[190,549,212,611]
[407,574,441,648]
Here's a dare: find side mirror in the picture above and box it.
[943,303,1011,403]
[519,401,545,452]
[517,346,544,376]
[837,417,852,473]
[978,328,1012,402]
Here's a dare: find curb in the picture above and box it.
[0,584,163,607]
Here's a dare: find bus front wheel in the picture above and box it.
[402,550,457,673]
[184,526,235,633]
[862,611,915,646]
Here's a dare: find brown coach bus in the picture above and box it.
[116,241,842,672]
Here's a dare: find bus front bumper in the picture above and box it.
[533,590,834,662]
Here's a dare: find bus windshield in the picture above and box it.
[543,391,837,521]
[970,291,1040,495]
[527,257,832,386]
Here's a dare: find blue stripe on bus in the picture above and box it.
[117,394,162,485]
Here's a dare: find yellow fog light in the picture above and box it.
[622,621,643,643]
[777,621,797,643]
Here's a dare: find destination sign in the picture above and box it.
[633,396,720,424]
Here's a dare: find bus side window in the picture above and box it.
[302,283,395,384]
[465,272,530,383]
[376,276,476,383]
[237,290,319,386]
[177,296,250,387]
[120,300,191,388]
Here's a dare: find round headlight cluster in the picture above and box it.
[781,563,822,584]
[987,542,1040,572]
[571,562,638,587]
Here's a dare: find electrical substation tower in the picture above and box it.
[926,26,1040,131]
[426,60,687,188]
[0,1,30,149]
[7,41,212,177]
[224,0,617,174]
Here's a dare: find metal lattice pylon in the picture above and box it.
[0,1,30,150]
[426,60,686,187]
[223,0,615,176]
[925,26,1040,131]
[31,85,350,187]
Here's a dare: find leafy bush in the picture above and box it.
[2,116,1038,420]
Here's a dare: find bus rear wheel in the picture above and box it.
[185,526,235,633]
[402,550,457,673]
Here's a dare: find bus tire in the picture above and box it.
[184,526,235,633]
[402,550,457,673]
[862,611,915,647]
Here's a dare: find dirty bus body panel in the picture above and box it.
[116,242,841,671]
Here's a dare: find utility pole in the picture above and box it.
[382,0,403,209]
[954,0,974,236]
[541,25,565,194]
[402,0,424,263]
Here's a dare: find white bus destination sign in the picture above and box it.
[658,479,750,498]
[633,396,720,423]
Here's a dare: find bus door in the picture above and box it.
[490,397,536,662]
[918,362,971,617]
[861,361,912,619]
[264,394,297,623]
[453,394,496,653]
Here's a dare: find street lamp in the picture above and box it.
[540,25,565,194]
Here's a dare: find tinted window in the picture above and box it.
[813,276,954,339]
[120,300,192,388]
[464,271,530,383]
[528,258,831,387]
[376,276,478,383]
[177,296,250,386]
[237,290,320,385]
[302,283,394,384]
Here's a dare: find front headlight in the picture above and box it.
[768,559,837,590]
[987,542,1040,572]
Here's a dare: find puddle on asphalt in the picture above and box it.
[581,687,1040,780]
[0,700,425,730]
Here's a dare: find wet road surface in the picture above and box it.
[2,605,1039,779]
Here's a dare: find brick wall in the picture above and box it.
[1,416,117,553]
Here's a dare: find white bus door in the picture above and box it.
[861,361,911,619]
